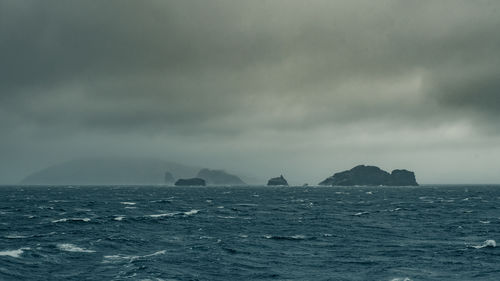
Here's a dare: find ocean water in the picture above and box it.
[0,185,499,281]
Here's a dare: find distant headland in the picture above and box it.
[19,158,418,187]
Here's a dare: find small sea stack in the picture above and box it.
[174,178,206,186]
[267,175,289,186]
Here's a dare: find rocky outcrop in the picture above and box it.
[174,178,206,186]
[196,168,246,185]
[267,175,289,186]
[388,169,418,186]
[164,171,175,184]
[319,165,418,186]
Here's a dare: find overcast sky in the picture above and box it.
[1,0,500,184]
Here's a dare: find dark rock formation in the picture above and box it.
[196,168,246,185]
[319,165,418,186]
[388,169,418,186]
[267,175,289,186]
[164,171,175,184]
[174,178,206,186]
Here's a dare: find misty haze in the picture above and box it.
[1,1,499,280]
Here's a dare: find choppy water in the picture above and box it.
[1,185,499,280]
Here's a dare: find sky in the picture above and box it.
[1,0,500,184]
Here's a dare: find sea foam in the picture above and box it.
[103,250,166,263]
[120,202,136,205]
[52,218,91,223]
[0,248,29,258]
[149,213,177,218]
[57,243,96,253]
[472,240,496,249]
[184,209,199,215]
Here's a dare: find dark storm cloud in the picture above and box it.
[1,0,500,183]
[2,0,500,134]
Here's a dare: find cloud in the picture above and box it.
[1,0,500,183]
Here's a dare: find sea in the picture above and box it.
[0,185,499,281]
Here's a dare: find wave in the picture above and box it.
[149,209,199,218]
[103,250,166,263]
[217,216,237,219]
[236,203,258,207]
[354,211,369,216]
[471,239,496,249]
[149,213,177,218]
[0,247,30,258]
[52,217,91,223]
[120,202,136,205]
[73,208,92,212]
[114,216,125,221]
[57,243,96,253]
[264,234,310,241]
[4,234,29,239]
[390,278,412,281]
[184,209,199,215]
[150,197,174,203]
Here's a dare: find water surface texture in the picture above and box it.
[0,185,499,280]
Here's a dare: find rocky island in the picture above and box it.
[196,168,246,185]
[174,178,206,186]
[319,165,418,186]
[267,175,289,186]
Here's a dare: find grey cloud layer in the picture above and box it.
[2,0,498,133]
[1,0,500,183]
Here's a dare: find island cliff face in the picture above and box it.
[196,169,246,185]
[389,169,418,186]
[267,175,289,186]
[319,165,418,186]
[174,178,206,186]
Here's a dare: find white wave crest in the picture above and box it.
[114,216,125,221]
[120,202,136,205]
[148,209,199,218]
[0,248,30,258]
[472,239,496,249]
[103,250,166,263]
[184,209,199,215]
[52,218,91,223]
[217,216,236,219]
[149,213,177,218]
[57,243,95,253]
